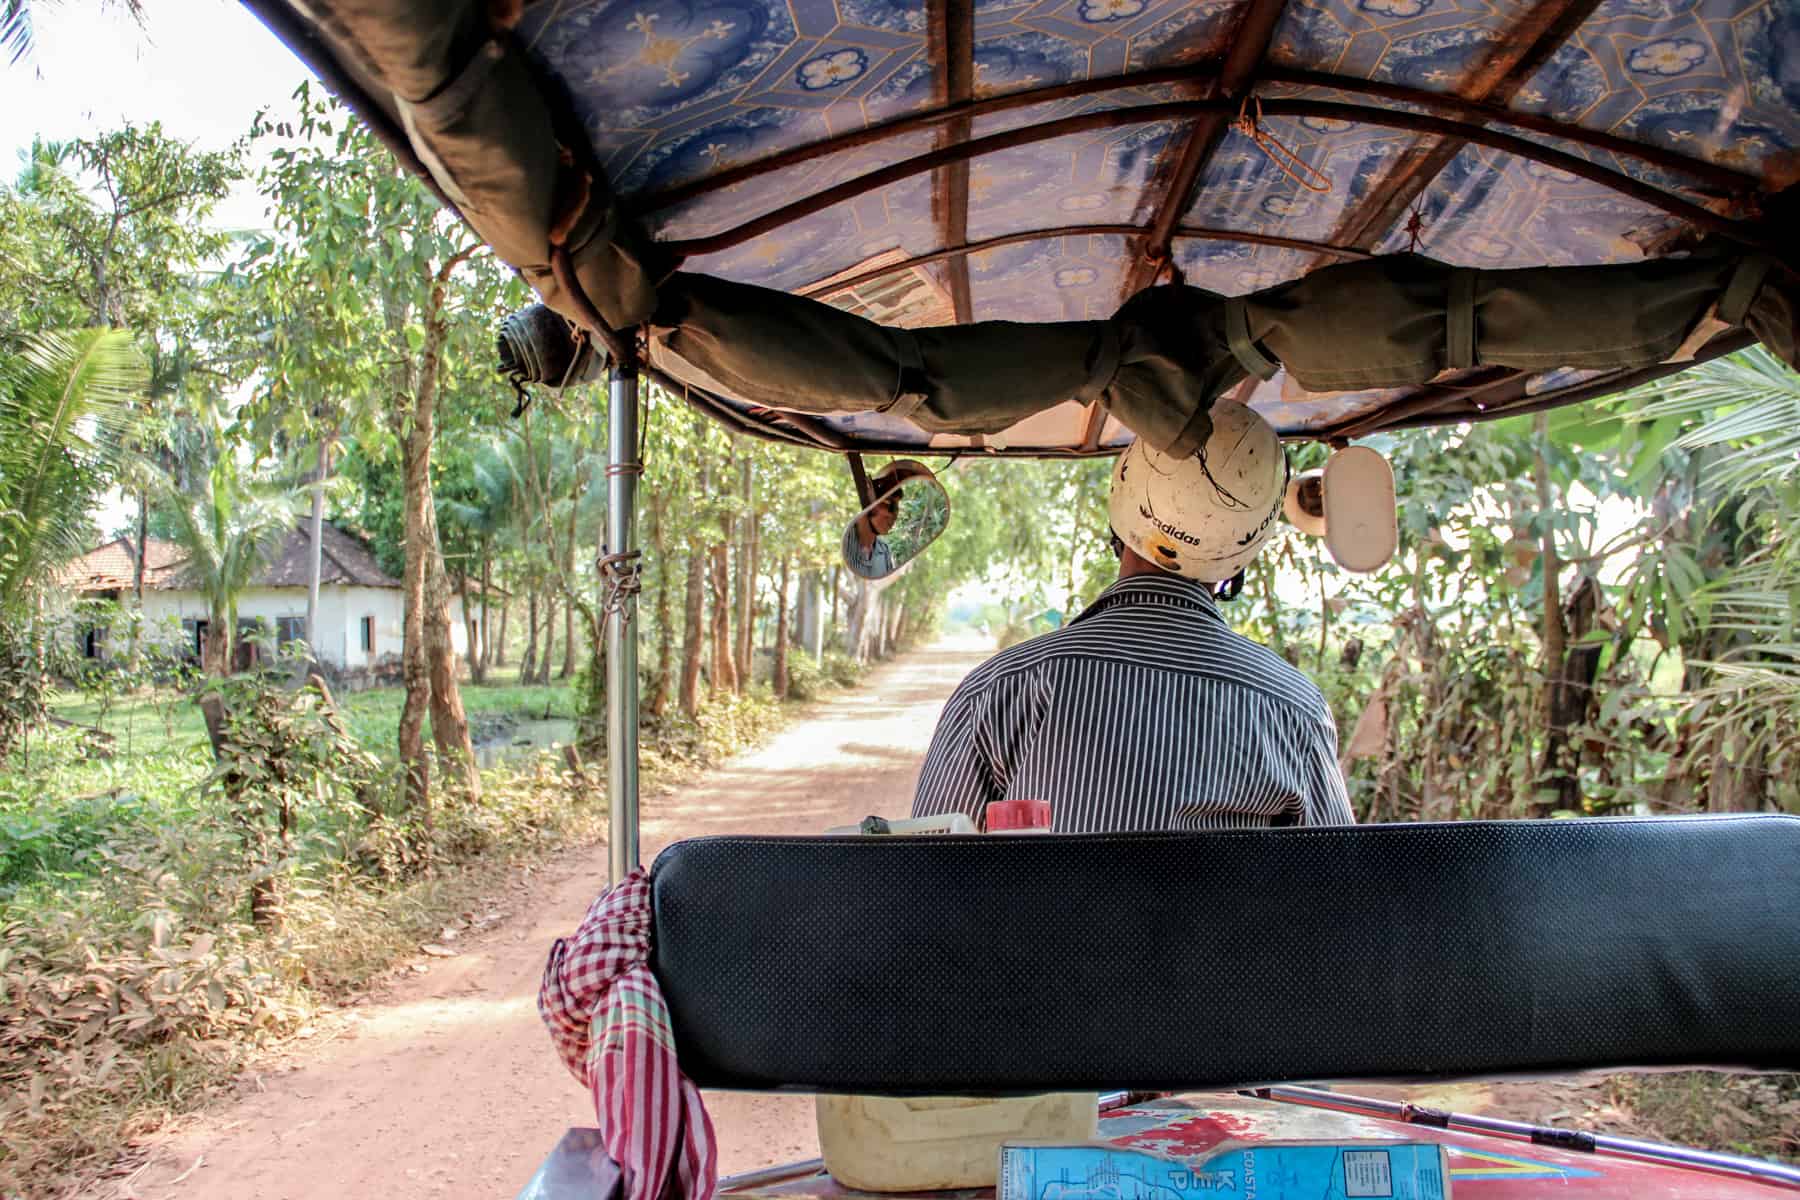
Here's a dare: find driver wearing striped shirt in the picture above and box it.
[913,403,1354,832]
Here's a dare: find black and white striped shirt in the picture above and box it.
[912,573,1355,831]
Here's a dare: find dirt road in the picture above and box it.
[131,639,993,1200]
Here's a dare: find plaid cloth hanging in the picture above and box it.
[541,868,718,1200]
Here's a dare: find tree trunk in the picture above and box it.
[397,426,433,828]
[648,496,672,717]
[560,486,578,680]
[1409,551,1447,819]
[797,569,821,660]
[886,599,905,653]
[460,572,483,685]
[1316,561,1331,672]
[134,491,149,604]
[745,504,761,685]
[560,583,576,679]
[471,553,491,684]
[830,567,842,642]
[538,595,557,686]
[1537,573,1603,816]
[709,538,737,695]
[519,591,539,684]
[203,602,230,677]
[493,594,508,667]
[305,438,329,664]
[425,523,479,802]
[679,549,706,718]
[1530,413,1569,818]
[393,244,482,836]
[734,459,754,692]
[846,580,875,661]
[774,555,791,700]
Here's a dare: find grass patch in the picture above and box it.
[44,680,576,760]
[2,672,862,1198]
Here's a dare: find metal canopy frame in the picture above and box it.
[658,97,1768,262]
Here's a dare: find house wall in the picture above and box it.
[136,586,474,669]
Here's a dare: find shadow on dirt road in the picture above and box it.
[130,639,994,1200]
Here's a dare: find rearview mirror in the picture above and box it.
[841,460,950,580]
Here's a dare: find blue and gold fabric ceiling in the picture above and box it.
[515,0,1796,449]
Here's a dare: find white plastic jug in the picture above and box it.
[816,1093,1098,1192]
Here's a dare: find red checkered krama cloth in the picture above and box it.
[540,868,718,1200]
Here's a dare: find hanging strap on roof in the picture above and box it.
[1225,297,1280,381]
[1720,254,1774,326]
[883,330,931,423]
[1074,323,1123,408]
[1446,269,1478,371]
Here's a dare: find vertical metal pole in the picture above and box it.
[606,366,641,883]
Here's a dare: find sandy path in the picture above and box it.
[129,639,993,1200]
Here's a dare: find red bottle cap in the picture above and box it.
[986,799,1052,832]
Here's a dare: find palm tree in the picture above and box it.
[0,328,143,612]
[1627,348,1800,809]
[2,0,33,63]
[4,0,145,65]
[155,397,299,675]
[439,443,518,684]
[1634,349,1799,649]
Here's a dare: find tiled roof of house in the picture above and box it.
[61,536,187,592]
[253,523,399,589]
[67,525,400,593]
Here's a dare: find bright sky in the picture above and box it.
[2,1,316,536]
[0,0,313,232]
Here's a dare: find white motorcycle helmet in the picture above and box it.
[1108,402,1289,583]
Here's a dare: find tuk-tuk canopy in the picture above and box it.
[249,0,1795,455]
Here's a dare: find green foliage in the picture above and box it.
[199,650,384,923]
[783,647,868,702]
[0,622,56,762]
[1,0,27,63]
[1222,352,1800,822]
[821,648,867,687]
[1,123,237,337]
[0,328,145,611]
[154,396,301,669]
[783,649,828,701]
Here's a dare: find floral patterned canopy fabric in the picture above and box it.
[253,0,1797,453]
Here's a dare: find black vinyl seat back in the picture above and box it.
[648,816,1800,1093]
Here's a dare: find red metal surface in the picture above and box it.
[719,1095,1786,1200]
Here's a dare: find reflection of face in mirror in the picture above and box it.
[841,462,951,580]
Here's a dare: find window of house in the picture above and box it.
[276,616,305,646]
[360,616,375,654]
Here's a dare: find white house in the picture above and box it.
[64,524,478,673]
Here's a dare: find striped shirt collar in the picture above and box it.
[1073,571,1222,623]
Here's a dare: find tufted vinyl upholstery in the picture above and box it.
[648,816,1800,1093]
